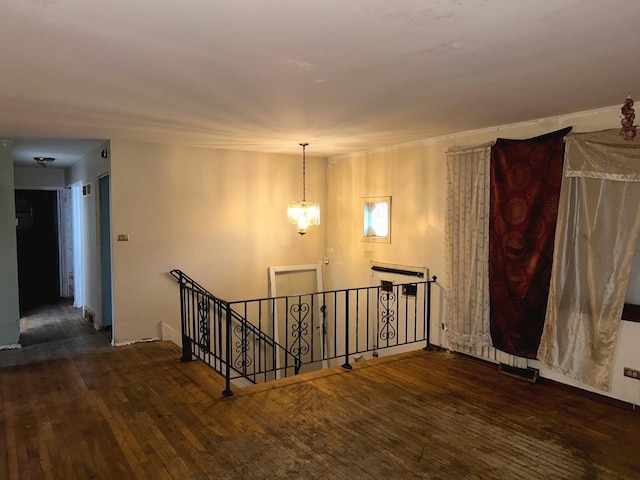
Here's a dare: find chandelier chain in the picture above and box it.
[300,142,308,202]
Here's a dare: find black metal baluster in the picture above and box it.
[217,300,223,371]
[258,301,263,383]
[310,294,315,364]
[189,289,196,358]
[333,292,338,357]
[222,303,233,397]
[270,299,278,378]
[403,285,408,345]
[283,301,288,378]
[321,292,327,362]
[424,277,435,351]
[342,292,352,370]
[366,287,371,352]
[414,284,418,342]
[355,289,360,353]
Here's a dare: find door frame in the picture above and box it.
[96,173,113,339]
[268,264,327,376]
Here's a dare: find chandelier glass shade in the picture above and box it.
[287,200,320,235]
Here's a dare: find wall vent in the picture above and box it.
[498,363,539,383]
[402,283,417,297]
[381,280,393,292]
[83,307,95,326]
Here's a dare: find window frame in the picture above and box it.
[362,196,391,243]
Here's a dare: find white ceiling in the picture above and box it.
[2,0,639,163]
[11,139,105,168]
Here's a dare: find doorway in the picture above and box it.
[268,264,327,376]
[98,175,113,330]
[15,190,61,314]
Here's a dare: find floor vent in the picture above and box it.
[498,363,539,383]
[83,307,95,326]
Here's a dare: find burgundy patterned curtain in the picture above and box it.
[489,127,571,358]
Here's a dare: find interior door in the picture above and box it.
[98,175,112,329]
[269,265,326,376]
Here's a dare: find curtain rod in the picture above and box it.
[445,141,495,154]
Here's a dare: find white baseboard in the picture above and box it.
[161,322,181,348]
[0,343,22,351]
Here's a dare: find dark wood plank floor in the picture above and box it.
[1,304,638,479]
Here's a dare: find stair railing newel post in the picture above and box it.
[423,275,436,352]
[222,302,234,397]
[178,271,193,363]
[342,292,352,370]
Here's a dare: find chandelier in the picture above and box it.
[287,142,320,235]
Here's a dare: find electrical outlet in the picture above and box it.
[623,367,640,380]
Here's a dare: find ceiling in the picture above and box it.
[11,139,105,168]
[2,0,639,164]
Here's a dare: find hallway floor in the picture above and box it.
[18,301,111,348]
[0,303,639,479]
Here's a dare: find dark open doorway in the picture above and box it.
[15,189,61,314]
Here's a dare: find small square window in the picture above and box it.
[363,196,391,243]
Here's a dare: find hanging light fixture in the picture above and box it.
[34,156,55,168]
[287,142,320,235]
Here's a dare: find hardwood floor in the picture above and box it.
[1,304,638,479]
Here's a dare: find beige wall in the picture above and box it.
[14,166,65,189]
[0,143,20,346]
[109,142,327,345]
[326,105,640,405]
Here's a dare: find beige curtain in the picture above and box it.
[444,144,528,369]
[538,130,640,391]
[445,145,492,349]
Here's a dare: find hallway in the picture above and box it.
[0,305,639,479]
[18,301,111,349]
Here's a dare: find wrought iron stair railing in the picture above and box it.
[171,269,437,397]
[170,270,300,395]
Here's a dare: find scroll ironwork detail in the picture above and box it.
[197,300,211,353]
[233,323,252,370]
[290,302,311,359]
[379,291,397,341]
